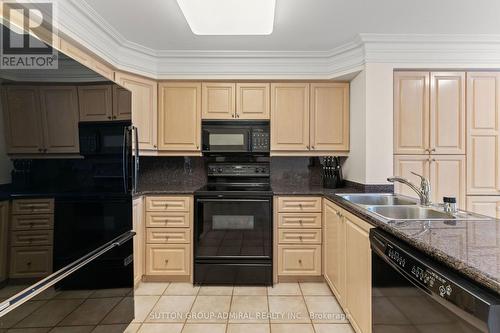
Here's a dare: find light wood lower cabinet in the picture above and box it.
[277,244,321,276]
[9,246,53,278]
[11,198,54,215]
[467,196,500,219]
[277,196,322,213]
[133,196,145,286]
[0,202,9,283]
[146,244,190,276]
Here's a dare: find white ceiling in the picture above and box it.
[82,0,500,52]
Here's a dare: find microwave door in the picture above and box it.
[203,128,250,153]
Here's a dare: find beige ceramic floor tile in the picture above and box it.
[181,323,226,333]
[147,296,196,323]
[32,288,60,301]
[101,297,134,325]
[0,285,28,300]
[164,283,200,296]
[60,297,122,326]
[135,283,170,296]
[267,283,301,296]
[232,286,267,296]
[49,326,95,333]
[299,282,333,296]
[314,323,355,333]
[15,299,85,328]
[227,323,270,333]
[124,323,142,333]
[188,296,231,323]
[268,296,310,323]
[198,286,233,296]
[270,323,314,333]
[137,323,183,333]
[304,296,347,323]
[229,296,268,323]
[90,288,132,298]
[55,290,94,299]
[132,296,161,323]
[92,324,131,333]
[0,301,46,329]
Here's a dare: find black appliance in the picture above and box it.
[202,121,270,154]
[370,228,500,333]
[194,156,273,285]
[79,121,131,156]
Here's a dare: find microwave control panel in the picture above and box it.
[252,128,270,152]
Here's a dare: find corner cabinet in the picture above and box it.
[158,82,201,155]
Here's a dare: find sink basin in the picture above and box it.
[340,194,417,206]
[366,206,453,220]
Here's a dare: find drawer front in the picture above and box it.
[278,213,322,228]
[145,212,190,228]
[278,245,321,276]
[9,246,53,278]
[277,197,322,212]
[12,199,54,215]
[145,196,191,212]
[278,229,322,244]
[147,228,190,244]
[11,230,53,247]
[11,214,54,230]
[145,244,190,276]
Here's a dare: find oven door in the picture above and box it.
[202,127,251,153]
[195,197,272,260]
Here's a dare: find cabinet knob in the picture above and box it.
[26,261,32,266]
[164,259,169,265]
[38,148,43,152]
[306,146,310,150]
[298,259,302,264]
[232,114,235,118]
[299,236,303,241]
[108,116,112,120]
[298,220,303,224]
[431,148,436,152]
[113,116,117,119]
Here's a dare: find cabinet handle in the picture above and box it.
[299,236,303,241]
[232,114,235,118]
[312,146,315,150]
[108,116,112,120]
[196,145,199,149]
[38,148,42,152]
[26,262,32,266]
[164,259,169,265]
[298,219,303,224]
[113,116,117,119]
[298,259,302,264]
[154,145,157,148]
[431,148,436,152]
[306,146,310,150]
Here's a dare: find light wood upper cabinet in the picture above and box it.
[271,83,310,151]
[467,196,500,219]
[158,82,201,152]
[393,155,430,198]
[236,83,270,119]
[394,71,430,155]
[430,72,466,154]
[202,82,235,119]
[310,83,349,152]
[467,72,500,195]
[0,202,8,283]
[113,85,132,121]
[2,86,44,154]
[429,155,466,208]
[133,196,145,286]
[115,72,158,150]
[39,86,80,153]
[78,85,113,122]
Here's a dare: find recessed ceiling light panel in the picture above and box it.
[176,0,276,35]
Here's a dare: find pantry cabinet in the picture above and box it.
[158,82,201,154]
[115,72,158,151]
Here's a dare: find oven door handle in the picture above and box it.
[0,231,135,317]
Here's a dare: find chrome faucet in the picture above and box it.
[387,172,432,206]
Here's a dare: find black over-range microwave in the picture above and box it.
[202,121,270,154]
[79,121,131,155]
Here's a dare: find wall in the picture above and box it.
[0,101,12,185]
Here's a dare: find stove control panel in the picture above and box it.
[208,164,269,176]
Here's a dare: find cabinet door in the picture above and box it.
[323,200,346,306]
[133,197,144,286]
[202,82,235,119]
[310,83,349,152]
[2,86,44,154]
[277,244,321,276]
[0,202,8,283]
[394,72,430,154]
[158,82,201,152]
[39,86,80,153]
[115,72,158,150]
[467,196,500,219]
[236,83,270,119]
[9,246,53,278]
[429,155,466,208]
[78,85,113,122]
[393,155,430,199]
[271,83,310,151]
[345,215,372,333]
[146,244,190,276]
[467,72,500,195]
[430,72,466,155]
[112,85,132,120]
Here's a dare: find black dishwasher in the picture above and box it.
[370,228,500,333]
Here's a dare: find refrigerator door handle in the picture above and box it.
[133,126,139,193]
[122,126,131,193]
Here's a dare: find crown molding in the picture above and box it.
[48,0,500,79]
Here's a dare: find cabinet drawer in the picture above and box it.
[10,230,53,247]
[145,212,190,228]
[11,214,54,230]
[278,229,322,244]
[145,196,191,212]
[146,228,190,244]
[277,197,322,212]
[278,213,322,228]
[278,244,321,276]
[145,244,190,276]
[9,246,53,278]
[12,199,54,215]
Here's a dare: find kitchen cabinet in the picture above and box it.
[467,72,500,195]
[236,83,270,119]
[9,246,53,278]
[277,244,321,276]
[202,82,235,119]
[394,155,466,208]
[394,71,465,155]
[467,196,500,219]
[146,244,190,276]
[0,202,8,283]
[115,72,158,151]
[158,82,201,154]
[133,196,145,286]
[78,85,113,121]
[112,85,132,120]
[39,86,80,153]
